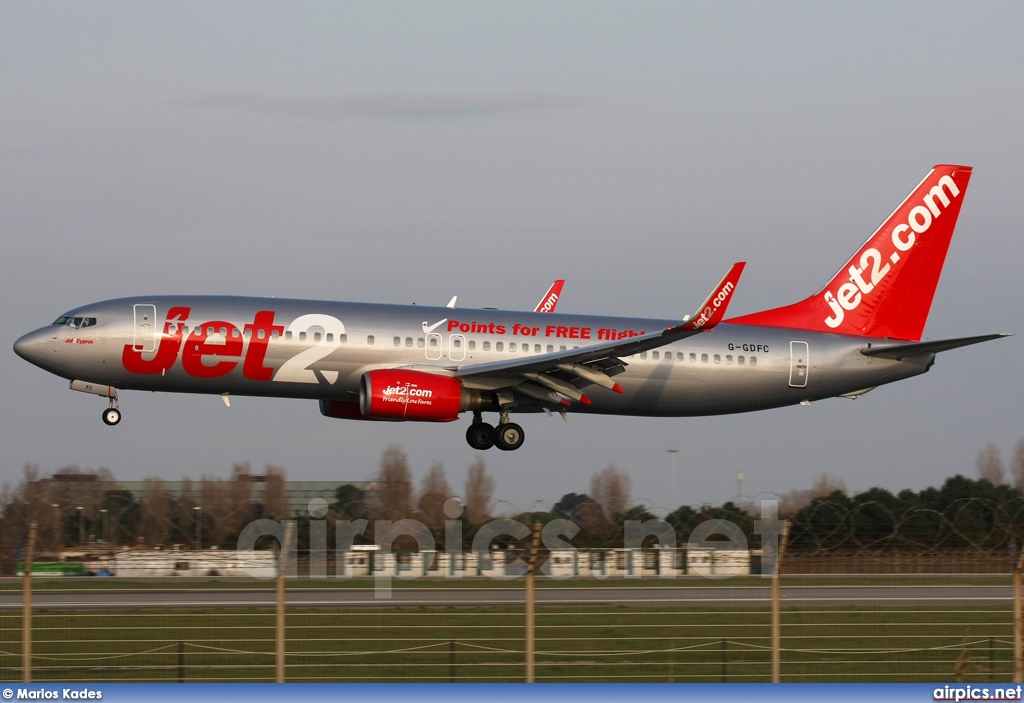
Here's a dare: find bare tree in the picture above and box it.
[227,462,256,537]
[977,443,1005,485]
[176,478,197,545]
[263,465,290,520]
[1013,439,1024,492]
[417,462,452,528]
[777,473,848,516]
[139,478,173,546]
[376,446,414,520]
[464,458,495,525]
[589,465,632,520]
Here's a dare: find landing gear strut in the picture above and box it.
[465,412,524,451]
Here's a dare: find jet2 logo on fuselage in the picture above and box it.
[122,308,347,384]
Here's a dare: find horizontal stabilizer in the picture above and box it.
[861,333,1011,360]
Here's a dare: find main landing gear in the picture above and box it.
[466,412,524,451]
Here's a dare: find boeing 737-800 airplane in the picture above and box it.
[14,165,1008,451]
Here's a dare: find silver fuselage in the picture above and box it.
[14,296,931,417]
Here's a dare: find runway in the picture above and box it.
[0,584,1012,610]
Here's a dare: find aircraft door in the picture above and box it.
[449,334,466,361]
[425,333,442,360]
[133,304,157,353]
[789,341,809,388]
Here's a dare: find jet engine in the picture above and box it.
[358,369,482,422]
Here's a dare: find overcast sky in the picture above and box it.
[2,2,1021,516]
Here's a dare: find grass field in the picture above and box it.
[0,602,1014,683]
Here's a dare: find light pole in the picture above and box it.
[77,507,84,546]
[667,449,680,512]
[194,506,202,550]
[100,509,109,543]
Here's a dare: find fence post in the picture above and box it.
[449,639,455,682]
[276,521,295,684]
[1014,543,1024,682]
[525,521,542,683]
[771,521,790,683]
[721,639,728,683]
[22,523,37,684]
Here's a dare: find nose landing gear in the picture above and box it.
[103,407,121,426]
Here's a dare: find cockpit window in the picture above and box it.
[52,316,97,329]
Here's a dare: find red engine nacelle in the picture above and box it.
[359,369,472,422]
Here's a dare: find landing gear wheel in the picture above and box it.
[494,422,525,451]
[102,408,122,426]
[466,422,495,450]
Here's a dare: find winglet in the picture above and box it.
[535,280,565,313]
[675,262,746,332]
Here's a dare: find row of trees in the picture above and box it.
[3,439,1023,560]
[0,463,288,557]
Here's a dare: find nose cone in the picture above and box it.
[14,328,53,367]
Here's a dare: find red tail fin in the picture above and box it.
[728,165,972,341]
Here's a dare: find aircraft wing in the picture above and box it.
[452,263,745,405]
[860,333,1011,360]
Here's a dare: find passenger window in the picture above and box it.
[726,355,732,364]
[406,337,413,347]
[367,335,374,345]
[523,345,529,354]
[416,338,424,348]
[496,342,504,351]
[429,337,438,348]
[560,345,566,352]
[271,330,280,339]
[393,337,401,347]
[219,327,227,336]
[689,353,696,362]
[738,355,745,365]
[534,344,541,353]
[468,341,476,350]
[509,342,517,352]
[652,351,659,360]
[299,331,306,341]
[285,331,292,340]
[701,353,708,363]
[546,345,554,353]
[255,329,264,339]
[714,354,721,364]
[313,332,322,342]
[640,352,647,360]
[453,338,462,349]
[326,333,333,342]
[483,341,491,351]
[750,356,757,366]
